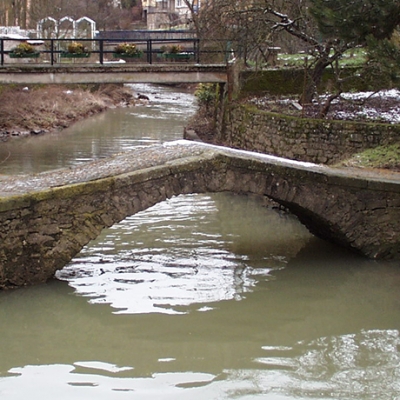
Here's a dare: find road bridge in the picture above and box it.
[0,141,399,289]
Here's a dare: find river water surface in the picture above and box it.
[0,84,399,399]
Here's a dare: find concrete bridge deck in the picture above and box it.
[1,141,399,288]
[0,64,228,84]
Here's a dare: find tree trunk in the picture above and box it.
[300,58,329,105]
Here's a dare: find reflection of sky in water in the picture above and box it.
[57,194,285,314]
[2,329,399,400]
[255,329,400,399]
[57,256,272,314]
[127,83,198,120]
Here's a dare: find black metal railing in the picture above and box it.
[0,37,233,66]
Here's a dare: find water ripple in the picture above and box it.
[57,194,303,314]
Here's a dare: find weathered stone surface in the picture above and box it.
[218,105,400,164]
[0,64,228,85]
[0,141,399,288]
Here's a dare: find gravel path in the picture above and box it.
[0,142,209,198]
[1,140,399,199]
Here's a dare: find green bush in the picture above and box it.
[195,83,217,106]
[114,42,142,56]
[161,44,184,54]
[11,42,36,55]
[67,42,88,54]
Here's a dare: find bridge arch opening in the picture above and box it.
[56,192,313,313]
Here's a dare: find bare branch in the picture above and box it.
[265,8,320,49]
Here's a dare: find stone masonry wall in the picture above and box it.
[219,104,400,164]
[1,143,400,288]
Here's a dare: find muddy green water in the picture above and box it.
[0,84,399,399]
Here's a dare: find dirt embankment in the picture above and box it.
[0,84,136,138]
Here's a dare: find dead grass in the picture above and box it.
[0,84,134,136]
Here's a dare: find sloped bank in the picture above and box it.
[0,84,135,139]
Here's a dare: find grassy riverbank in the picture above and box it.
[338,144,400,171]
[0,84,135,137]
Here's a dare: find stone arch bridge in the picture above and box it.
[1,141,399,289]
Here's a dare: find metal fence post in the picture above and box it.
[147,39,152,64]
[195,39,200,64]
[99,39,104,65]
[51,39,54,65]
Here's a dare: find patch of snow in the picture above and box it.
[249,89,400,124]
[27,40,44,45]
[335,109,400,124]
[341,89,400,101]
[0,33,29,39]
[338,89,400,123]
[97,59,126,64]
[165,140,325,170]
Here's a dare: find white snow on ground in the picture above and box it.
[341,89,400,100]
[250,89,400,124]
[336,89,400,124]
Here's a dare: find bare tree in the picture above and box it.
[0,0,30,28]
[264,5,352,104]
[183,0,274,65]
[188,1,356,104]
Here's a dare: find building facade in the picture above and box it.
[142,0,200,29]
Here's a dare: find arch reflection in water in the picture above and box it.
[57,193,310,314]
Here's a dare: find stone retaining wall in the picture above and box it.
[218,104,400,164]
[239,68,395,96]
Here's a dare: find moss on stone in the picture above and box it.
[222,102,400,165]
[239,67,389,97]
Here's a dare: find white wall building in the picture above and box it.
[142,0,199,29]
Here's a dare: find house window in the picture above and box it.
[156,0,168,9]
